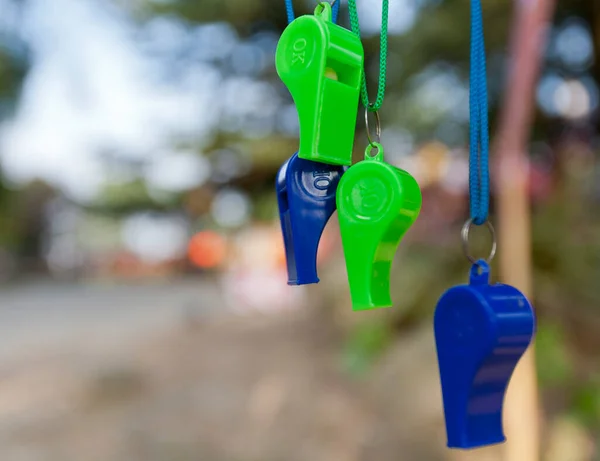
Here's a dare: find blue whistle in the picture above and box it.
[433,259,536,449]
[276,153,346,285]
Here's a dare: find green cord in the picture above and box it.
[347,0,389,112]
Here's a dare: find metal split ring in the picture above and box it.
[461,218,497,264]
[365,106,381,147]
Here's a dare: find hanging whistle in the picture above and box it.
[434,259,536,449]
[275,2,364,166]
[337,143,422,309]
[277,153,346,285]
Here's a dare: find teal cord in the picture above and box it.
[469,0,490,225]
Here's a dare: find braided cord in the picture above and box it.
[348,0,389,111]
[469,0,490,225]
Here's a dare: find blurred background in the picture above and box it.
[0,0,598,459]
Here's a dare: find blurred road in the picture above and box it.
[0,277,222,364]
[0,277,461,461]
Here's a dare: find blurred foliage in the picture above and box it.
[535,321,573,387]
[0,185,19,248]
[0,3,30,254]
[572,378,600,430]
[342,317,393,376]
[92,179,179,216]
[0,37,28,113]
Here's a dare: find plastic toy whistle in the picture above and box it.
[336,143,422,310]
[275,2,364,166]
[434,259,536,449]
[277,153,346,285]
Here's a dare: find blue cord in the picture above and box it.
[469,0,490,225]
[285,0,340,24]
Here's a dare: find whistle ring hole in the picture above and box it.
[366,143,380,157]
[461,218,497,265]
[315,0,336,14]
[365,106,381,147]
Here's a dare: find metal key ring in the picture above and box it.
[365,106,381,147]
[461,218,497,264]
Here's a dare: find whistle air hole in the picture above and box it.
[324,67,338,81]
[324,58,359,86]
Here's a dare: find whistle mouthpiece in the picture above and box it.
[276,153,346,285]
[336,145,422,309]
[434,260,536,449]
[275,4,364,166]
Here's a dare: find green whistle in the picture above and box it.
[337,143,422,310]
[275,3,364,166]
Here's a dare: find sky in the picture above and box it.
[0,0,221,201]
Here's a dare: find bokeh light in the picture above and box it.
[121,212,188,263]
[553,18,594,71]
[188,230,227,269]
[145,150,211,192]
[211,188,252,228]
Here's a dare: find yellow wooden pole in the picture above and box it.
[494,1,556,461]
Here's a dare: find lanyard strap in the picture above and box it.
[469,0,490,225]
[348,0,389,112]
[284,0,340,24]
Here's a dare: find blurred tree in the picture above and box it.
[91,179,178,216]
[0,0,30,269]
[14,180,57,265]
[0,12,28,116]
